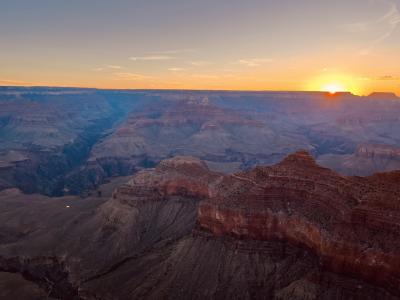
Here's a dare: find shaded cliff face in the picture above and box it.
[0,159,217,299]
[0,152,399,299]
[0,88,154,195]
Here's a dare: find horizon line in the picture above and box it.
[0,85,399,97]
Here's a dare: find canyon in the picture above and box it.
[0,152,399,299]
[2,88,400,196]
[1,87,400,299]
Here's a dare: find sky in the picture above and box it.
[0,0,399,95]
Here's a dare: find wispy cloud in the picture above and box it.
[357,75,400,81]
[93,65,124,71]
[376,75,400,80]
[0,79,32,85]
[237,58,273,67]
[168,67,185,72]
[113,72,152,80]
[130,55,175,61]
[107,65,123,69]
[342,0,400,54]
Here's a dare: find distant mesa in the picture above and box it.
[367,92,399,99]
[323,91,355,98]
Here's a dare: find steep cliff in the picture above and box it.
[198,151,400,295]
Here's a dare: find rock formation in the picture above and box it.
[318,143,400,175]
[83,153,400,299]
[198,151,400,295]
[0,152,399,298]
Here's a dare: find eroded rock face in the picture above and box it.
[84,152,400,298]
[197,151,400,295]
[88,94,311,175]
[1,151,400,299]
[112,156,222,201]
[318,143,400,176]
[2,88,400,195]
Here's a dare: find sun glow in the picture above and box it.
[323,83,345,94]
[306,73,363,95]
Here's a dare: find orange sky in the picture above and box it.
[1,0,399,96]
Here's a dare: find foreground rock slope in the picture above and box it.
[0,152,399,299]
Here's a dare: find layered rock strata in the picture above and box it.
[198,151,400,294]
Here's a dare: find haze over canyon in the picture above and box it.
[0,87,400,299]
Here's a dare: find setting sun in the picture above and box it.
[323,83,346,94]
[306,73,363,95]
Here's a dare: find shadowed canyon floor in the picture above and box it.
[0,152,399,299]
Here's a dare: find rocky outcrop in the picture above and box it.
[111,156,221,201]
[356,143,400,159]
[318,143,400,176]
[197,151,400,295]
[0,256,80,300]
[83,152,400,299]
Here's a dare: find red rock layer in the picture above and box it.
[109,151,400,293]
[197,151,400,293]
[112,156,222,203]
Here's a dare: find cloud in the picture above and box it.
[342,1,400,33]
[168,68,184,72]
[93,65,124,71]
[130,55,175,61]
[376,75,400,80]
[107,65,123,69]
[129,49,195,62]
[342,1,400,54]
[0,79,32,85]
[113,72,152,80]
[237,58,273,67]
